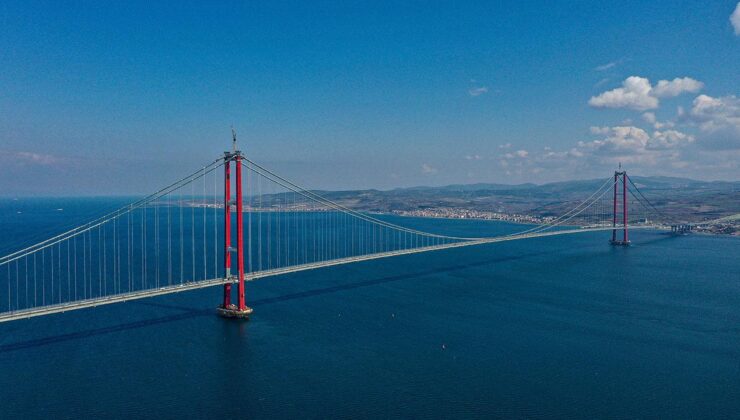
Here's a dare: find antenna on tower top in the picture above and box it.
[231,126,238,152]
[619,162,622,170]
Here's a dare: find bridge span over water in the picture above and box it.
[0,141,728,323]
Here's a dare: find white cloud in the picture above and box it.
[578,126,651,154]
[655,121,674,129]
[503,149,529,159]
[421,163,438,174]
[539,125,692,168]
[589,126,611,135]
[579,126,694,155]
[589,76,658,111]
[642,112,656,124]
[685,94,740,149]
[688,94,740,131]
[568,148,584,158]
[595,58,628,72]
[498,143,512,149]
[589,76,703,111]
[0,150,67,166]
[652,77,704,98]
[595,61,617,71]
[649,130,695,149]
[641,112,674,129]
[468,86,488,97]
[732,2,740,35]
[465,154,482,160]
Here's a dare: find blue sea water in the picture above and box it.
[0,198,738,418]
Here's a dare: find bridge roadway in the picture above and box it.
[0,225,660,323]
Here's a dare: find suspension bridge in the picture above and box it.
[0,139,720,323]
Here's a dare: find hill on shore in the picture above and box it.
[306,176,740,222]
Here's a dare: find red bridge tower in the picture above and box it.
[218,131,253,318]
[610,170,630,246]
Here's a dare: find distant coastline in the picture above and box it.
[385,208,739,236]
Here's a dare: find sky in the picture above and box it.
[1,0,739,195]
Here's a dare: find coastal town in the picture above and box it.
[391,208,738,236]
[391,207,555,225]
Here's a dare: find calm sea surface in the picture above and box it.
[0,198,738,418]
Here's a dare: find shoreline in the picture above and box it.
[381,212,739,237]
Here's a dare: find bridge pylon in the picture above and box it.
[217,142,253,319]
[610,170,630,246]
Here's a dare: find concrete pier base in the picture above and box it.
[217,304,253,319]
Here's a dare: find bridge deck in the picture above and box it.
[0,226,659,323]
